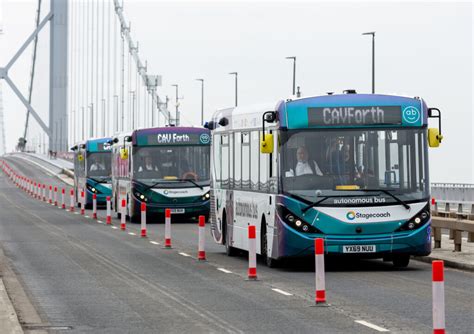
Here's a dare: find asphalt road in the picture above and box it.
[1,156,473,333]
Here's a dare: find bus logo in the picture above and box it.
[402,106,420,124]
[200,133,211,144]
[346,211,356,220]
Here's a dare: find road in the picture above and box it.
[1,156,473,333]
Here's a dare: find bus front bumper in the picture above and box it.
[275,221,432,259]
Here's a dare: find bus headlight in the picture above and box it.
[202,192,210,201]
[86,184,100,194]
[134,191,148,202]
[277,205,321,234]
[396,203,430,232]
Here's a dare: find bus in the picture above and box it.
[110,127,211,222]
[71,137,113,208]
[208,92,443,268]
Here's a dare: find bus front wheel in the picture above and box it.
[392,255,410,268]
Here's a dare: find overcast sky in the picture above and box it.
[0,0,473,183]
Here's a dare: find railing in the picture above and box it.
[431,217,474,252]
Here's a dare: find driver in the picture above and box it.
[287,146,323,177]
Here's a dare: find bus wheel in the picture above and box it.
[393,255,410,268]
[261,218,279,268]
[223,213,237,256]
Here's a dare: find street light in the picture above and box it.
[285,56,296,95]
[195,79,204,125]
[362,32,375,94]
[229,72,238,107]
[171,84,179,126]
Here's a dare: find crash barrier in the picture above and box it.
[431,217,474,252]
[431,197,474,221]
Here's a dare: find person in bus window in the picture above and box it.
[287,146,323,177]
[90,156,105,171]
[138,155,158,172]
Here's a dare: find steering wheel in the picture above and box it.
[181,172,198,181]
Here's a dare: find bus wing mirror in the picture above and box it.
[260,133,274,154]
[428,128,442,148]
[120,148,129,160]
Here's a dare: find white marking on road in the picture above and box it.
[179,252,191,257]
[85,215,90,218]
[97,220,104,224]
[149,241,160,245]
[111,226,118,229]
[217,268,232,274]
[74,212,79,215]
[128,232,136,236]
[355,320,389,332]
[271,288,293,296]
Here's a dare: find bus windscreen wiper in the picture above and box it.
[89,177,108,184]
[177,178,204,190]
[143,180,170,191]
[356,189,410,210]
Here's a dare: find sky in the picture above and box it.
[0,0,473,183]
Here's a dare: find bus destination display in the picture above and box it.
[307,106,402,126]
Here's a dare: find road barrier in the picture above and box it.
[315,238,326,305]
[92,194,97,219]
[61,188,66,209]
[69,189,75,212]
[198,215,206,261]
[432,260,445,334]
[42,184,46,201]
[140,202,147,237]
[164,209,172,248]
[37,183,41,199]
[80,190,85,215]
[106,196,111,224]
[431,217,474,251]
[54,186,58,206]
[248,225,257,280]
[120,199,126,230]
[49,185,53,204]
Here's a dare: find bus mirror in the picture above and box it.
[77,154,84,162]
[428,128,443,148]
[120,148,129,160]
[264,112,276,123]
[112,137,119,144]
[260,134,274,154]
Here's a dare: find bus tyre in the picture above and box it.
[393,255,410,268]
[261,218,279,268]
[223,214,237,256]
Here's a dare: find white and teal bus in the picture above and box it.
[208,92,443,267]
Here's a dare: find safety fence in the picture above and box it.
[0,159,458,333]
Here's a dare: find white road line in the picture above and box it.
[128,232,136,236]
[179,252,191,257]
[217,268,232,274]
[149,241,160,245]
[355,320,389,332]
[97,220,104,224]
[74,212,79,215]
[111,226,118,229]
[271,288,293,296]
[84,215,90,218]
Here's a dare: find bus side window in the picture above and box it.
[250,131,259,191]
[213,134,221,187]
[242,132,250,189]
[221,134,229,188]
[234,132,241,189]
[259,131,269,192]
[229,133,234,188]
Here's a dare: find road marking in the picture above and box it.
[85,215,90,218]
[128,232,136,236]
[271,288,293,296]
[97,220,103,224]
[179,252,191,257]
[355,320,389,332]
[149,241,160,245]
[74,212,79,215]
[217,268,232,274]
[111,226,118,229]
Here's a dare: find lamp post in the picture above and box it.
[285,56,296,95]
[229,72,238,107]
[171,84,179,126]
[362,32,375,94]
[196,79,204,125]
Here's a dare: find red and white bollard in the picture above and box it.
[248,225,257,279]
[92,193,97,219]
[61,188,66,209]
[69,189,75,212]
[49,185,53,204]
[432,260,445,334]
[33,182,37,198]
[120,199,126,230]
[198,215,206,261]
[42,184,46,201]
[164,209,172,248]
[106,196,111,224]
[80,190,85,215]
[315,238,326,304]
[140,202,147,237]
[54,186,58,206]
[37,183,41,199]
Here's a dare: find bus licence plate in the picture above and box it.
[170,208,185,214]
[343,245,376,253]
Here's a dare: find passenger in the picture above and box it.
[89,157,105,171]
[138,156,158,172]
[287,146,323,177]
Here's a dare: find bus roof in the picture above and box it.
[85,137,112,153]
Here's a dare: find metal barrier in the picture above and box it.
[431,217,474,252]
[431,183,474,220]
